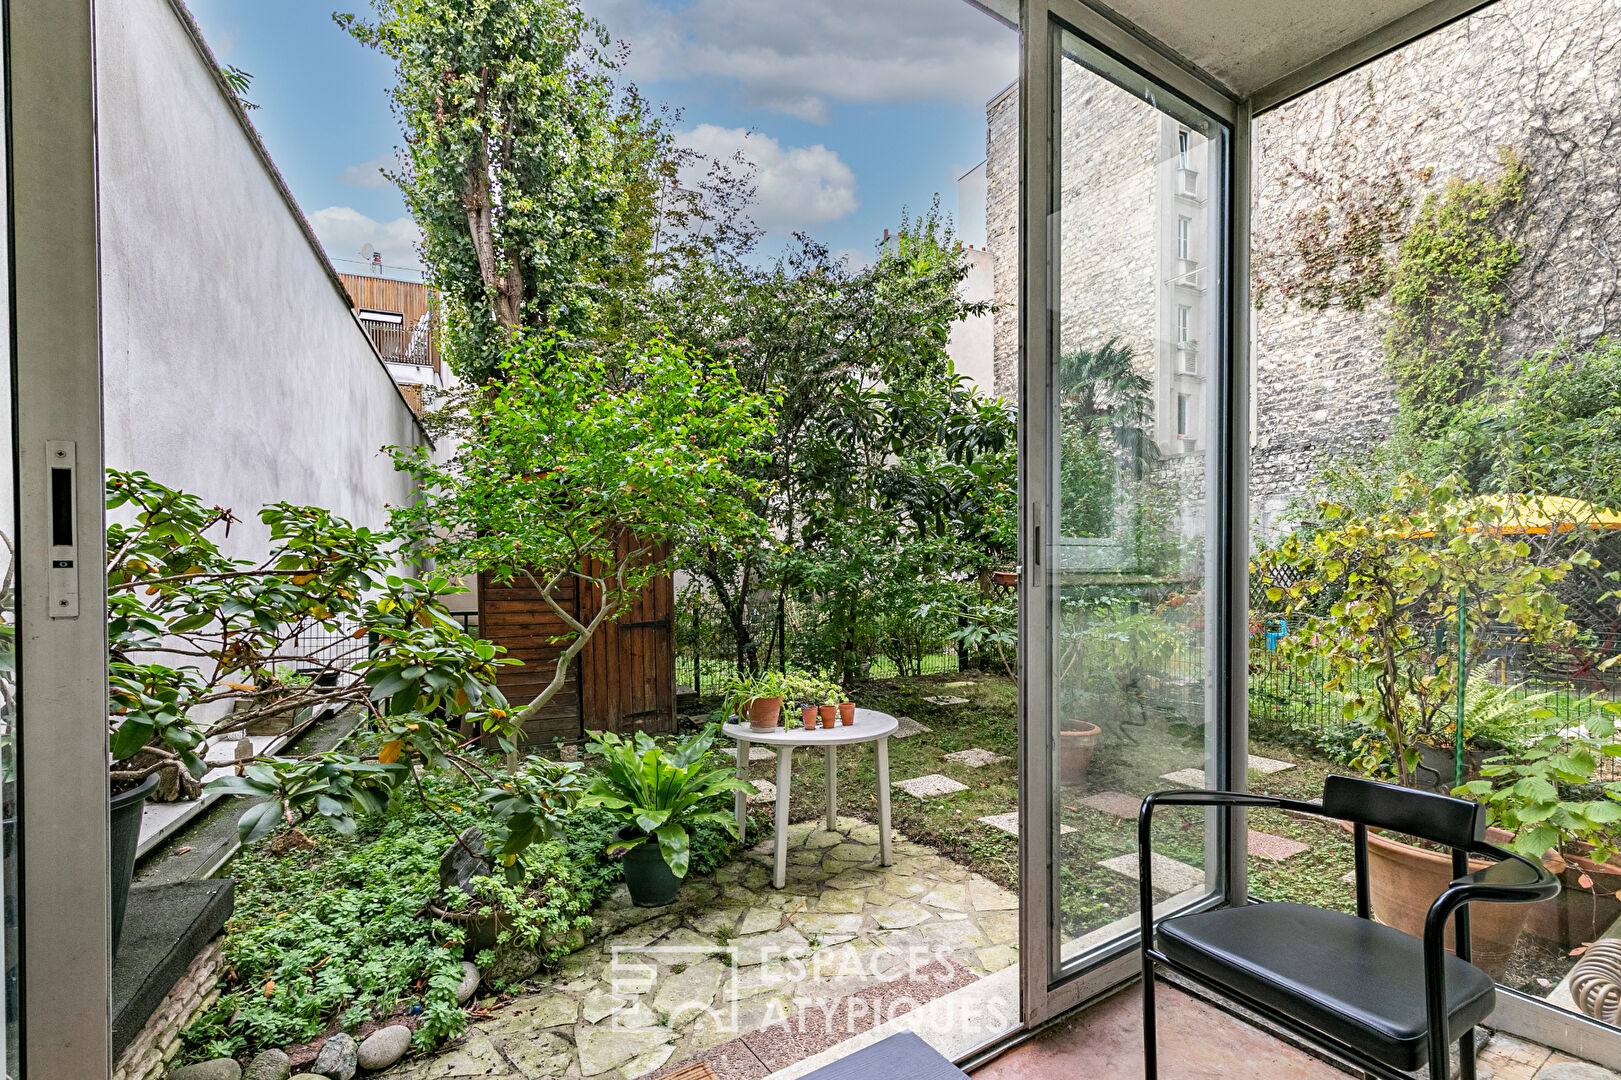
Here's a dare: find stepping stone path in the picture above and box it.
[944,748,1008,768]
[979,811,1074,836]
[373,817,1020,1080]
[1099,851,1206,893]
[892,716,932,738]
[893,774,970,799]
[1080,791,1144,818]
[1247,829,1310,861]
[720,745,776,762]
[746,779,776,805]
[923,695,971,706]
[1159,756,1298,789]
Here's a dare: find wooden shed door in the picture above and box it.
[477,571,582,747]
[579,540,676,734]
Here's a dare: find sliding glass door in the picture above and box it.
[1018,0,1246,1024]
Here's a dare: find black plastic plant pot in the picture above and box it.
[110,774,159,956]
[618,826,683,907]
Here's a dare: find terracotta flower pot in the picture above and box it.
[1346,822,1530,980]
[818,704,837,728]
[800,706,818,729]
[838,702,855,725]
[1058,721,1101,786]
[991,570,1019,587]
[748,696,783,730]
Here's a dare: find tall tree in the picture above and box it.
[339,0,627,379]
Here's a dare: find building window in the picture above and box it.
[1177,305,1191,344]
[1177,216,1191,261]
[1177,393,1190,439]
[1177,129,1191,170]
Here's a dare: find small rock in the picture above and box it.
[355,1025,412,1071]
[244,1048,291,1080]
[439,828,491,899]
[167,1061,241,1080]
[483,946,541,985]
[455,960,480,1003]
[311,1032,357,1080]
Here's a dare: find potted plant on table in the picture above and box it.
[723,669,798,730]
[579,725,749,906]
[1255,476,1582,977]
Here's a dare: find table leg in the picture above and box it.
[825,745,838,832]
[774,745,794,889]
[734,738,750,843]
[877,736,892,867]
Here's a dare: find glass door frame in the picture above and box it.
[5,0,114,1075]
[1015,0,1254,1028]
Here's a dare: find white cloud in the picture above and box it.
[340,152,404,189]
[678,125,858,232]
[585,0,1019,124]
[834,246,875,271]
[308,206,424,271]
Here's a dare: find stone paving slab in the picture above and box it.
[746,780,776,805]
[943,748,1008,768]
[891,717,932,739]
[1159,768,1207,788]
[378,817,1021,1080]
[1246,829,1310,861]
[1079,791,1143,818]
[1159,756,1297,790]
[892,774,969,799]
[721,746,777,762]
[977,811,1073,836]
[1098,851,1206,894]
[922,695,971,706]
[1246,754,1296,774]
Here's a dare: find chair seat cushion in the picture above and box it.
[1157,901,1495,1071]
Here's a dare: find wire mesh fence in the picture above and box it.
[674,587,964,695]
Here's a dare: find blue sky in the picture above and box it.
[186,0,1018,274]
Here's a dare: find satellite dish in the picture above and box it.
[359,243,376,260]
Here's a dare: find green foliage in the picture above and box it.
[663,204,1016,682]
[104,470,519,832]
[180,778,595,1059]
[578,725,747,878]
[1386,149,1528,440]
[390,334,773,725]
[337,0,629,377]
[1255,474,1579,788]
[1462,698,1621,863]
[1056,339,1156,540]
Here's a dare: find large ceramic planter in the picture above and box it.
[1352,823,1530,980]
[619,827,683,907]
[1522,845,1621,949]
[110,774,160,956]
[1059,721,1101,787]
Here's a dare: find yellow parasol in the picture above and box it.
[1407,493,1621,537]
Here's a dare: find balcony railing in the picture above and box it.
[360,318,437,369]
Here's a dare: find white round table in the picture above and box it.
[722,709,898,889]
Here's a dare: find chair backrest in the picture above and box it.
[1322,774,1485,849]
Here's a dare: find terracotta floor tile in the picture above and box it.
[971,984,1351,1080]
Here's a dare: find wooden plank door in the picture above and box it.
[476,571,582,747]
[579,541,676,734]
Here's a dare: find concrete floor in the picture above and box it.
[970,983,1621,1080]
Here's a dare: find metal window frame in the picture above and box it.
[1016,0,1250,1029]
[5,0,112,1075]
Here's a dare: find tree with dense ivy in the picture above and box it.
[338,0,636,379]
[389,334,773,723]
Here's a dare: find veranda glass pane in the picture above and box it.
[1047,27,1226,976]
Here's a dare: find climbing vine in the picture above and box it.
[1384,147,1528,440]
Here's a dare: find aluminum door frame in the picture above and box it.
[1015,0,1252,1028]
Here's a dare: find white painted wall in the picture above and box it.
[94,0,425,564]
[948,246,997,398]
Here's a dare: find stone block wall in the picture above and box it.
[114,939,223,1080]
[986,0,1621,542]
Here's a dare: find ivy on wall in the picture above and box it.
[1384,148,1528,440]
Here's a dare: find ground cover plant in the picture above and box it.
[180,753,743,1065]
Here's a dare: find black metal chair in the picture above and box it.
[1137,774,1559,1080]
